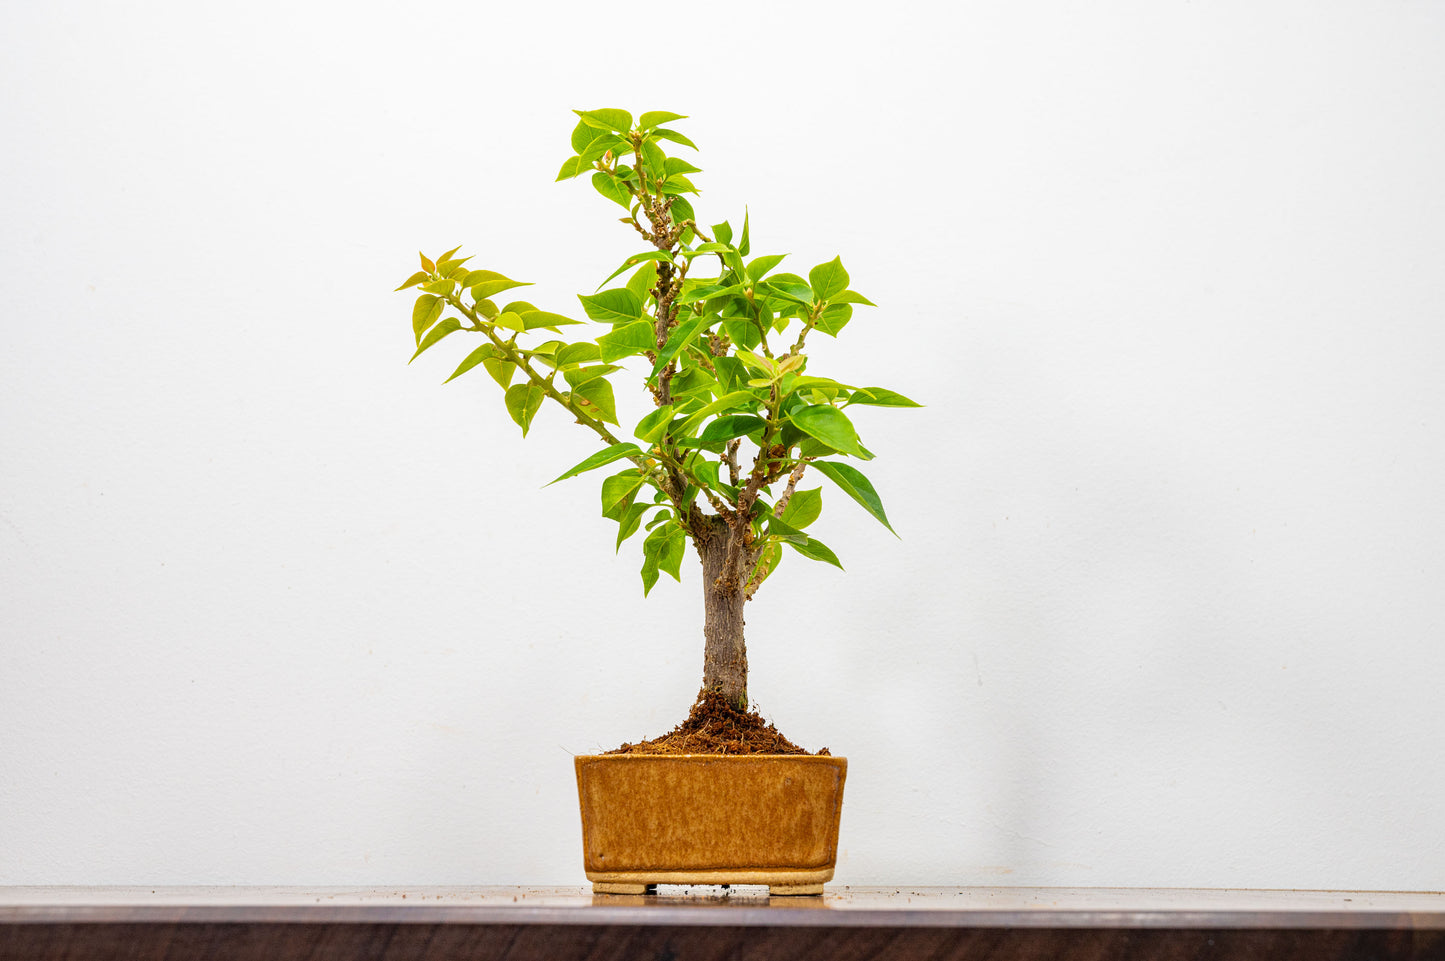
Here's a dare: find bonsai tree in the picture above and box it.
[399,109,917,722]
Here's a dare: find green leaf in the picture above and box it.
[634,405,675,444]
[554,341,602,367]
[570,376,618,424]
[592,171,631,208]
[712,221,733,245]
[497,310,526,333]
[547,442,640,486]
[738,208,750,257]
[670,196,696,231]
[678,390,761,435]
[444,343,502,384]
[412,294,444,343]
[659,526,685,581]
[421,277,456,295]
[570,118,602,153]
[601,470,646,516]
[663,156,702,176]
[848,387,922,407]
[747,254,788,281]
[831,289,876,307]
[814,303,853,336]
[763,513,809,546]
[640,140,668,179]
[578,288,643,324]
[763,273,813,305]
[813,460,895,534]
[563,363,620,388]
[640,110,687,129]
[409,317,460,362]
[780,487,822,529]
[789,405,868,459]
[598,250,673,289]
[626,260,658,303]
[809,257,849,302]
[646,312,712,382]
[615,501,650,551]
[520,309,583,331]
[597,320,657,362]
[575,108,633,133]
[699,414,765,443]
[788,535,844,570]
[555,156,584,181]
[483,356,515,389]
[462,270,531,300]
[396,271,430,291]
[504,382,545,437]
[652,127,697,150]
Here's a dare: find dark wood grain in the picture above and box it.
[3,922,1443,961]
[4,888,1444,960]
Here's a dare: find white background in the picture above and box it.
[3,0,1443,888]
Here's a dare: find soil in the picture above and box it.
[607,690,831,756]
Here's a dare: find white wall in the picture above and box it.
[3,0,1443,889]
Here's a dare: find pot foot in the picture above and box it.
[592,882,654,895]
[768,883,824,896]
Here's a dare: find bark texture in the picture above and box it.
[697,515,748,706]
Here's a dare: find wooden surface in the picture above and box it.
[4,886,1444,960]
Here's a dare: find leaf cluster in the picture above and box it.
[400,110,919,596]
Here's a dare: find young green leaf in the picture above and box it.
[780,487,823,529]
[597,320,657,362]
[409,317,460,362]
[830,289,876,307]
[738,208,751,257]
[578,288,643,324]
[652,127,697,150]
[554,341,602,367]
[444,343,501,384]
[412,294,444,343]
[640,110,687,129]
[615,501,650,551]
[626,260,658,303]
[570,376,618,424]
[787,535,844,570]
[808,257,849,301]
[520,310,583,331]
[698,414,765,443]
[746,253,788,281]
[600,470,646,516]
[547,442,641,486]
[812,460,895,534]
[575,108,633,133]
[646,312,712,382]
[592,172,631,208]
[504,382,545,437]
[788,405,868,459]
[634,405,675,444]
[814,303,853,336]
[598,250,673,289]
[462,270,532,301]
[483,356,515,390]
[396,271,430,291]
[848,387,922,407]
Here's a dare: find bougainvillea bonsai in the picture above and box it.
[399,109,917,748]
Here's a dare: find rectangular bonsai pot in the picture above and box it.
[574,754,847,895]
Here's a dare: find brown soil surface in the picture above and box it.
[607,690,831,756]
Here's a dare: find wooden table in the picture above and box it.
[3,886,1443,959]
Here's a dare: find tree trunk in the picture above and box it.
[697,514,748,707]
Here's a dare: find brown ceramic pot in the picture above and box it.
[574,754,847,896]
